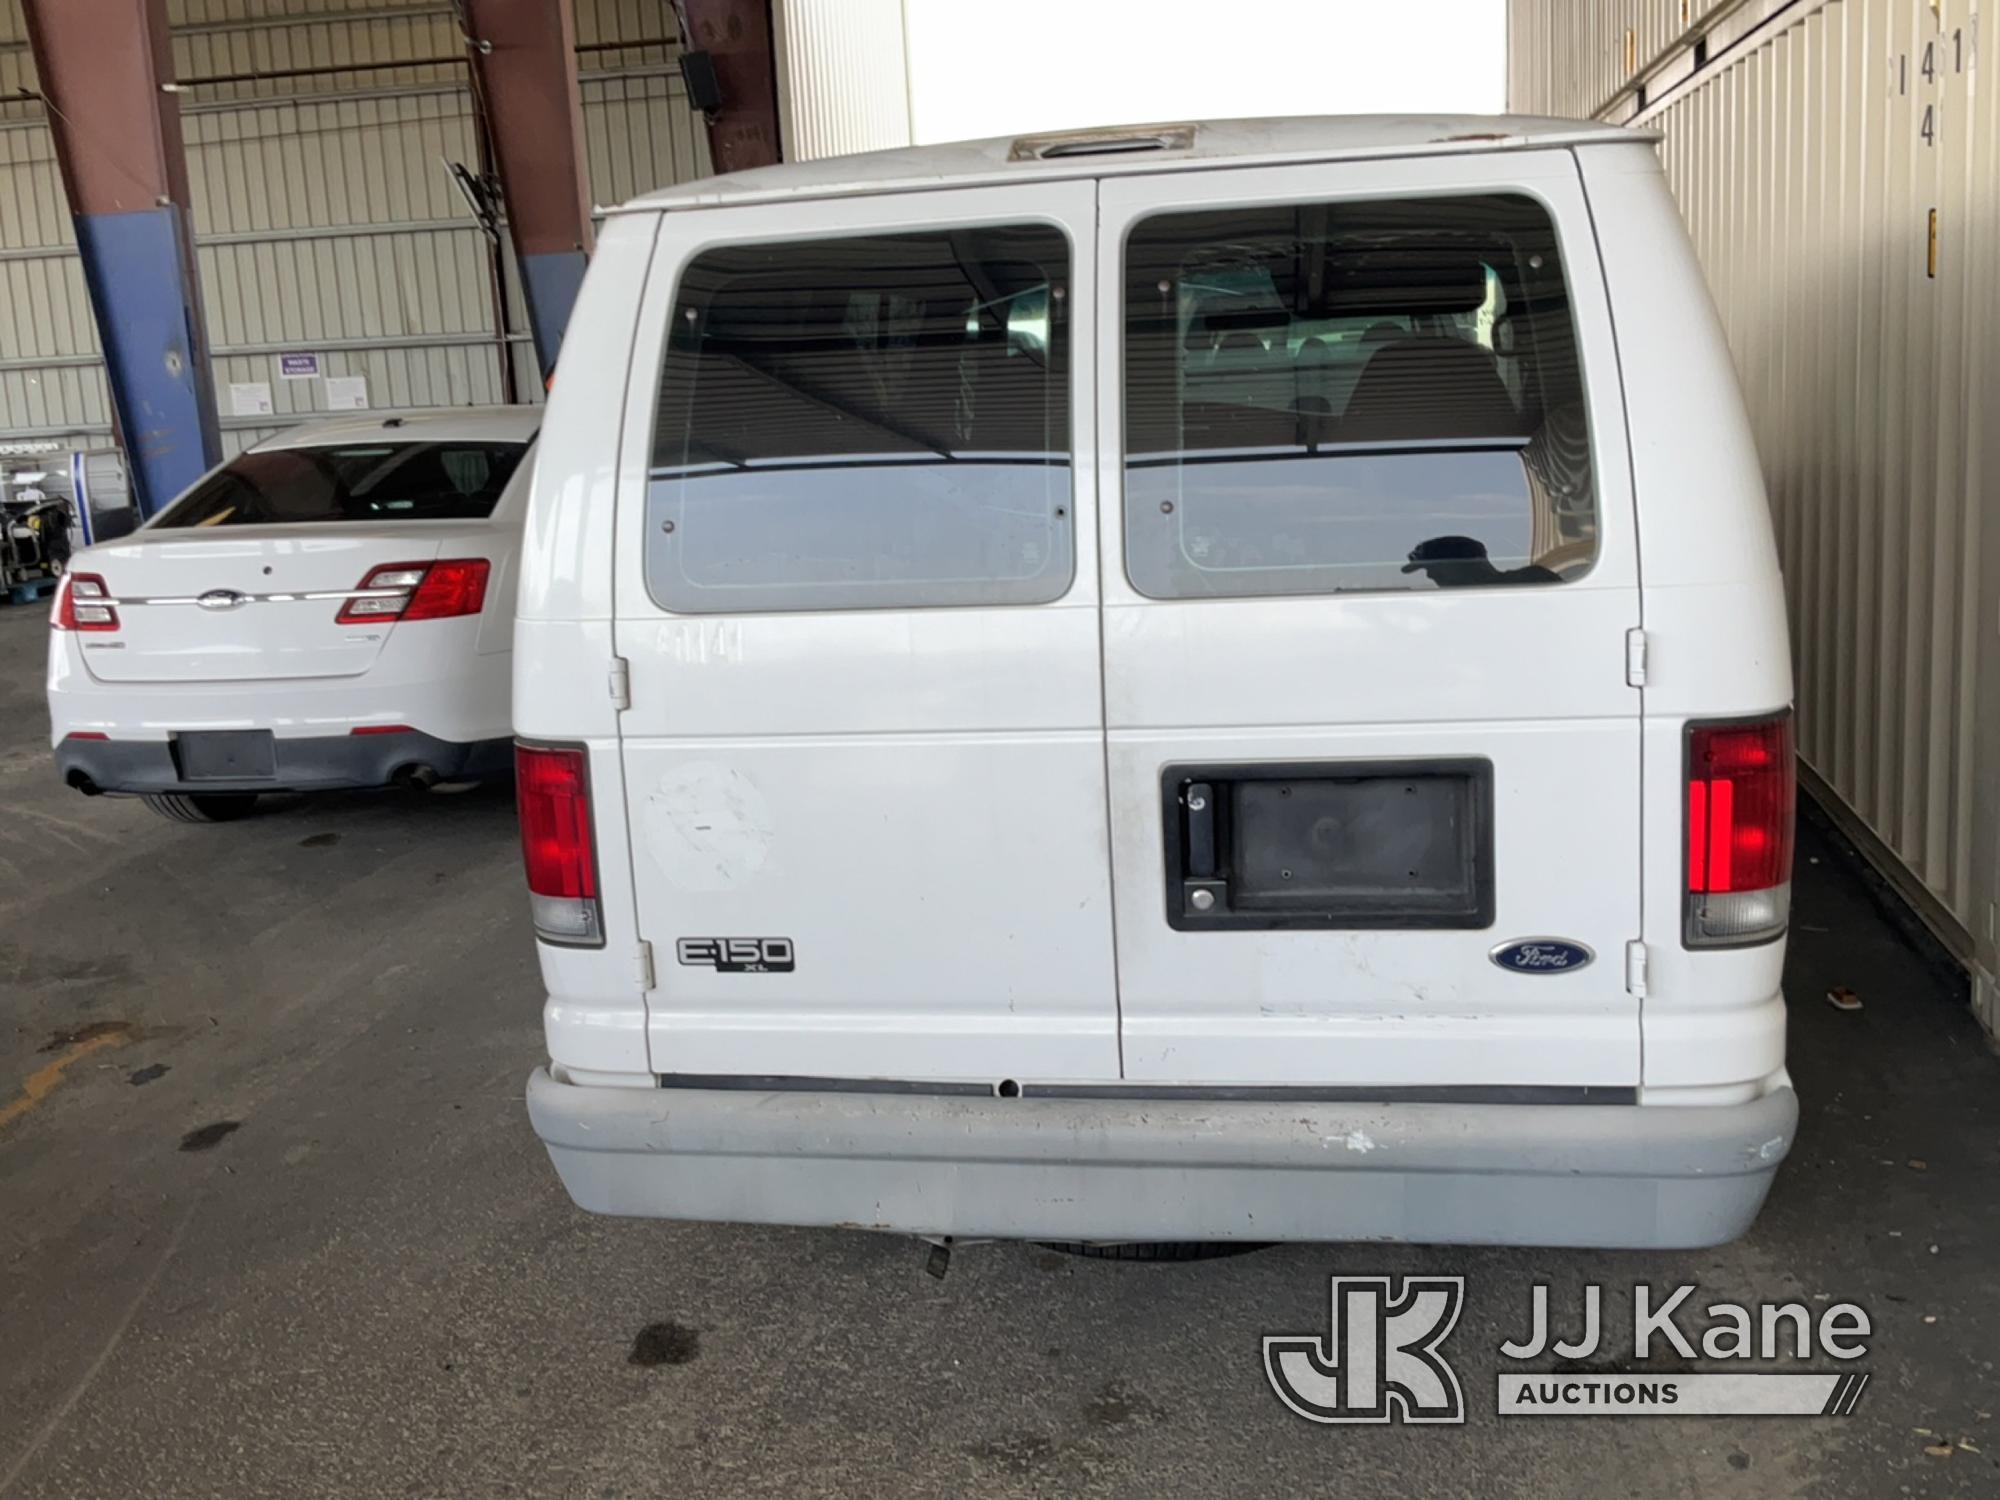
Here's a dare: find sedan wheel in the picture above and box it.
[140,792,260,824]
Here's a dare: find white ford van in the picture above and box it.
[516,117,1797,1250]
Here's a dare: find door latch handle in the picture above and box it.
[1184,781,1216,878]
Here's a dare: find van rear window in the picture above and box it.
[1123,193,1596,599]
[154,443,525,528]
[645,224,1072,613]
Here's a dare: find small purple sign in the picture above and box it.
[277,353,320,379]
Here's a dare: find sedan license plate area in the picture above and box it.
[171,729,277,782]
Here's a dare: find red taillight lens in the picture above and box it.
[54,573,118,632]
[1686,714,1795,946]
[515,742,603,946]
[405,559,490,620]
[336,559,490,624]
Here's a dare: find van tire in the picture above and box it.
[1037,1241,1270,1263]
[141,792,260,824]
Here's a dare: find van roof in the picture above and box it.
[615,114,1656,215]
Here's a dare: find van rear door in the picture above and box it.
[612,183,1117,1083]
[1097,149,1644,1088]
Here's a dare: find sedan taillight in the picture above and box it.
[1686,714,1795,947]
[336,559,490,624]
[53,573,118,632]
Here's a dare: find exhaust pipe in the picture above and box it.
[394,764,439,791]
[66,770,102,796]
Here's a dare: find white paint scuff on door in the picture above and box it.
[642,761,774,891]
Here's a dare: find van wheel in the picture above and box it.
[141,792,260,824]
[1037,1241,1271,1262]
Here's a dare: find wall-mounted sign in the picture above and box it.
[228,381,274,417]
[324,375,369,411]
[278,353,321,379]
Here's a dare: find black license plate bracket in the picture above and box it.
[172,729,277,782]
[1163,759,1494,931]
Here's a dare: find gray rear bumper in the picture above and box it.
[57,730,511,795]
[526,1069,1797,1249]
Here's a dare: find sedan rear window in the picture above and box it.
[153,442,527,528]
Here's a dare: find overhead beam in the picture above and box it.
[675,0,782,172]
[22,0,220,518]
[460,0,595,377]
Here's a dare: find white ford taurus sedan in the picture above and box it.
[48,407,537,822]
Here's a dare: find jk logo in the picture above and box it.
[1264,1276,1466,1424]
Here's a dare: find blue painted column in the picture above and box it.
[24,0,220,519]
[516,250,591,379]
[462,1,596,379]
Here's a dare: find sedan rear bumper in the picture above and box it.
[56,729,511,795]
[526,1067,1798,1249]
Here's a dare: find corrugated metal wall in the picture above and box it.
[1508,0,1770,122]
[772,0,912,161]
[0,0,710,458]
[1509,0,2000,1023]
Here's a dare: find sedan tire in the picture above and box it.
[140,792,260,824]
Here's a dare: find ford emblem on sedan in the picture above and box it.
[196,589,248,611]
[1490,939,1594,974]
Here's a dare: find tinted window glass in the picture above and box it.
[155,443,526,528]
[646,224,1072,613]
[1124,194,1595,599]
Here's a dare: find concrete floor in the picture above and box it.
[4,600,1999,1500]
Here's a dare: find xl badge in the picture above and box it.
[677,937,794,973]
[1490,938,1593,973]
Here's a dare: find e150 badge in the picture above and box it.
[677,937,795,973]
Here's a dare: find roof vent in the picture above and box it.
[1009,124,1195,162]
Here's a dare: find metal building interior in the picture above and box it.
[7,0,1992,1028]
[0,0,717,471]
[3,3,1999,1495]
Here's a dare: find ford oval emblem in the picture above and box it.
[196,589,247,612]
[1490,938,1594,974]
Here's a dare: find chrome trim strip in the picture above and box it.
[117,586,409,606]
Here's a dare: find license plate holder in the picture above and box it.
[172,729,277,782]
[1163,759,1495,930]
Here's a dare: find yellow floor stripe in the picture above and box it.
[0,1032,129,1132]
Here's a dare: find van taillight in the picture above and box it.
[1685,714,1795,946]
[515,742,603,947]
[54,573,118,632]
[337,559,489,624]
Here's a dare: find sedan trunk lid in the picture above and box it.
[76,527,447,683]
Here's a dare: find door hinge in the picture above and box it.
[1624,628,1648,688]
[633,940,655,990]
[608,655,631,710]
[1624,939,1649,997]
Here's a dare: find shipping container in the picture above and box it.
[1509,0,1999,1031]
